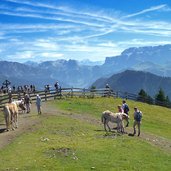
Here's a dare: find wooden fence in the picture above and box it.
[0,87,171,109]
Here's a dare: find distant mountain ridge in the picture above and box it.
[101,44,171,76]
[91,70,171,98]
[0,61,60,89]
[1,44,171,89]
[0,60,98,88]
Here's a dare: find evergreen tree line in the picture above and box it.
[138,88,171,107]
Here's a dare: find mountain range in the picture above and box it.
[0,44,171,92]
[101,44,171,76]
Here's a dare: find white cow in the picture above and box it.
[101,110,129,133]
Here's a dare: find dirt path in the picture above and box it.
[1,102,171,154]
[0,103,41,148]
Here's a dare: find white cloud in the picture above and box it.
[1,0,171,62]
[117,39,171,48]
[7,51,35,60]
[123,4,167,19]
[41,52,63,58]
[34,39,59,51]
[98,42,118,48]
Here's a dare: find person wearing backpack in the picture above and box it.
[133,107,143,136]
[24,93,31,113]
[122,100,130,127]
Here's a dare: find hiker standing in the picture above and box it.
[24,93,31,113]
[122,100,130,127]
[105,83,111,97]
[133,107,143,136]
[36,94,42,114]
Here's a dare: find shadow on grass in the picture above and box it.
[94,129,104,132]
[0,128,6,134]
[103,131,122,138]
[128,133,135,137]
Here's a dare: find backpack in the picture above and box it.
[135,111,142,122]
[124,104,129,113]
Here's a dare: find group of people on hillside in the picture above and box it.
[7,80,62,115]
[0,84,36,94]
[117,100,143,136]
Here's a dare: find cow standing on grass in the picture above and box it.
[4,102,19,131]
[101,110,129,133]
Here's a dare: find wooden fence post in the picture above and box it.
[71,88,73,98]
[83,88,85,98]
[59,87,62,99]
[45,91,47,101]
[116,91,119,98]
[54,90,56,100]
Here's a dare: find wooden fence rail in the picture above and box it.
[0,87,171,109]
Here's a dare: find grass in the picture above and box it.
[0,97,171,170]
[51,97,171,139]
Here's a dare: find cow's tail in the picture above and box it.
[101,113,106,123]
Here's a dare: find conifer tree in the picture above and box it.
[138,89,153,104]
[138,89,148,99]
[155,88,166,102]
[165,95,171,107]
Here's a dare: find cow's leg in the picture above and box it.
[15,113,18,128]
[5,114,10,131]
[103,119,107,131]
[11,113,15,130]
[103,117,109,131]
[104,123,107,131]
[117,122,120,132]
[106,121,111,131]
[121,121,124,133]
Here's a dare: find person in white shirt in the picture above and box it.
[36,94,42,114]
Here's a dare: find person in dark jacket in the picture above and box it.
[24,93,31,113]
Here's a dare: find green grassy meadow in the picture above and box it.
[0,97,171,171]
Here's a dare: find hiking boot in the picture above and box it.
[126,124,129,127]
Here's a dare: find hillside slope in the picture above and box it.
[0,98,171,170]
[92,70,171,98]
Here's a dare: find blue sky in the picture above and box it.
[0,0,171,63]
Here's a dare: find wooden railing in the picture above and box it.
[0,88,171,109]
